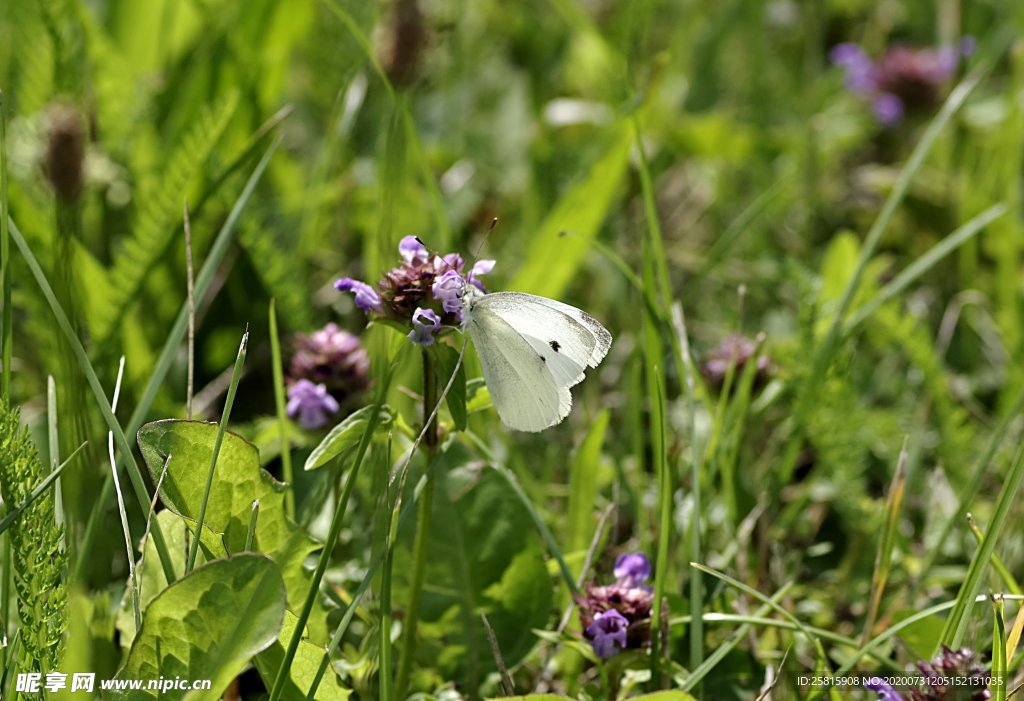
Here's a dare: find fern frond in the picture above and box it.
[0,400,68,678]
[93,90,239,343]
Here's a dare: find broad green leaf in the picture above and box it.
[303,405,395,471]
[108,554,285,701]
[490,696,696,701]
[509,125,631,298]
[138,420,324,638]
[434,343,467,431]
[253,611,350,701]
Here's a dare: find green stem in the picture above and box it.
[395,350,439,699]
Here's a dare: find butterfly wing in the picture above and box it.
[467,305,572,432]
[474,292,611,383]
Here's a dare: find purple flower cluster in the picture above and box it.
[285,323,370,429]
[831,39,974,126]
[335,236,494,347]
[577,552,655,660]
[865,646,993,701]
[700,334,771,391]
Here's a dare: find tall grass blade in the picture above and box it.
[967,514,1022,596]
[8,218,178,585]
[269,299,295,519]
[186,328,249,573]
[992,597,1007,701]
[939,443,1024,648]
[861,440,907,644]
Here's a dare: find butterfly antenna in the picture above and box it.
[469,217,499,268]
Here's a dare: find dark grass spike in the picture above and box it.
[184,201,196,420]
[481,612,514,696]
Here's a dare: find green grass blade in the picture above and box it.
[845,204,1008,331]
[919,385,1024,583]
[0,441,85,536]
[186,329,249,573]
[939,443,1024,648]
[680,584,793,691]
[649,371,671,686]
[672,303,705,675]
[993,597,1007,701]
[8,217,178,585]
[691,562,832,669]
[268,299,295,518]
[861,440,908,644]
[967,514,1022,596]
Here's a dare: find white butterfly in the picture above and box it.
[461,284,612,432]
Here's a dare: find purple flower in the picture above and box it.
[585,610,629,659]
[865,677,904,701]
[831,42,877,94]
[399,236,429,264]
[873,93,905,126]
[287,323,370,409]
[468,259,495,291]
[432,269,466,315]
[613,553,652,586]
[335,278,383,313]
[286,379,341,429]
[408,308,441,346]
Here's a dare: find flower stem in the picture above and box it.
[395,349,438,698]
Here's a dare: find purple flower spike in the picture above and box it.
[614,552,652,586]
[409,308,441,346]
[399,236,429,264]
[585,610,629,659]
[830,42,877,94]
[335,278,383,313]
[872,93,905,126]
[864,677,904,701]
[432,269,466,315]
[287,379,341,429]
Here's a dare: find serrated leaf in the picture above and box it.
[138,420,326,639]
[107,554,285,701]
[303,405,394,471]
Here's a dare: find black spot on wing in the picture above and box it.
[549,340,561,352]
